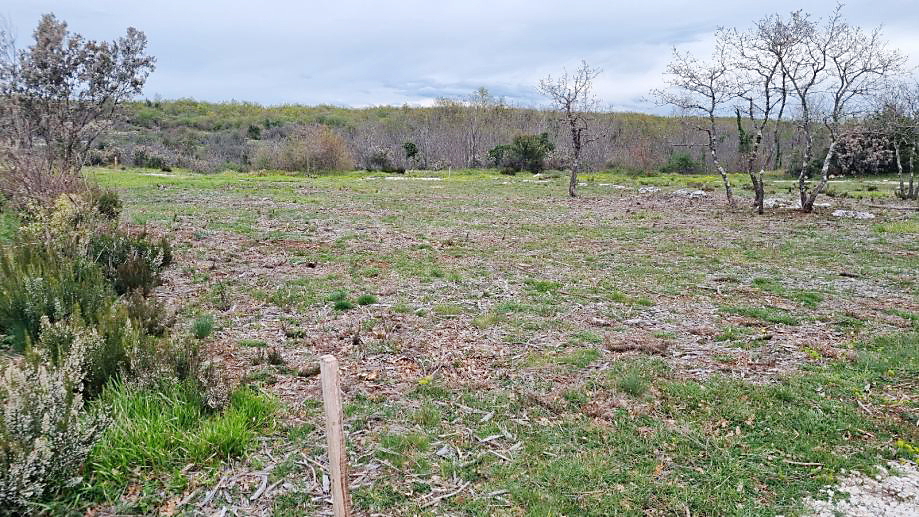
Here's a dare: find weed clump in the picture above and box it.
[192,314,215,339]
[357,294,378,305]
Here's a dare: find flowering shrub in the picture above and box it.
[0,318,108,514]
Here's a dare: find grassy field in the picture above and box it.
[85,166,918,515]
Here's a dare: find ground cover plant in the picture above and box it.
[61,164,919,515]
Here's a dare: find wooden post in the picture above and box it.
[320,355,351,517]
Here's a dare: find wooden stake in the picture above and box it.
[320,355,351,517]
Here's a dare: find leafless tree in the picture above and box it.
[653,45,738,207]
[463,87,505,167]
[538,61,602,197]
[760,5,904,211]
[726,26,787,213]
[873,81,918,199]
[0,13,155,207]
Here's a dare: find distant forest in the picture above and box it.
[96,97,810,175]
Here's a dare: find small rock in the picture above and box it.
[436,445,455,459]
[673,188,707,198]
[638,186,661,194]
[832,209,875,219]
[763,197,791,209]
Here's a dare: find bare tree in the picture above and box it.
[538,61,601,197]
[653,45,737,207]
[463,87,505,168]
[874,81,918,199]
[0,13,155,207]
[726,26,787,213]
[760,5,904,211]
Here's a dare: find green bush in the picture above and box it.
[488,133,555,174]
[88,232,172,295]
[192,314,214,339]
[88,188,123,221]
[660,152,703,174]
[0,244,114,351]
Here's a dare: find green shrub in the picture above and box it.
[88,188,123,221]
[122,290,173,337]
[192,314,214,339]
[88,232,173,296]
[660,152,702,174]
[488,133,555,174]
[0,244,114,351]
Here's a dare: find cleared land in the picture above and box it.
[88,167,918,516]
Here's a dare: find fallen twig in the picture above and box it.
[422,481,472,508]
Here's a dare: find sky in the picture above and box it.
[4,1,919,112]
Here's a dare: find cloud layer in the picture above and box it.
[6,0,919,111]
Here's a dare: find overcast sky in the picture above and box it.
[4,1,919,112]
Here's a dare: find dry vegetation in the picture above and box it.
[74,166,918,516]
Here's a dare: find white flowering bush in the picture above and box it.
[0,318,108,514]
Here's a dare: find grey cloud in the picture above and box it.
[5,0,918,109]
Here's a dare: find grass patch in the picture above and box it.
[751,277,823,308]
[192,314,214,339]
[474,332,919,516]
[875,219,919,234]
[616,370,650,397]
[85,382,276,501]
[556,347,601,368]
[357,293,378,305]
[433,304,464,317]
[334,299,355,310]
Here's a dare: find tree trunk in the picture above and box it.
[747,127,766,214]
[909,144,916,200]
[797,129,814,210]
[568,157,579,198]
[750,170,765,215]
[707,134,735,207]
[895,143,904,198]
[802,140,837,212]
[772,129,782,170]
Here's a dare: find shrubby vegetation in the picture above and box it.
[0,16,274,515]
[660,152,703,174]
[488,132,555,174]
[251,124,353,173]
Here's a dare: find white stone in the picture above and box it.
[832,209,875,219]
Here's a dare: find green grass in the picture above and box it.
[84,382,277,502]
[82,166,917,514]
[400,332,919,516]
[875,218,919,234]
[616,370,650,397]
[751,277,824,308]
[192,313,214,339]
[334,299,355,310]
[357,293,378,305]
[0,212,17,243]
